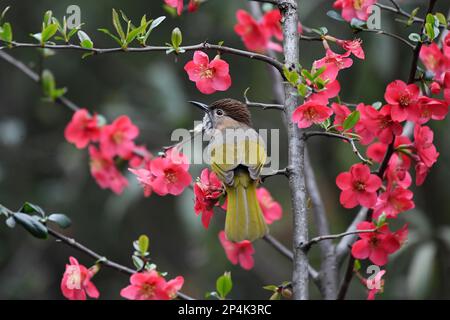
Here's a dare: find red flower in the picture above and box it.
[219,231,255,270]
[313,49,353,81]
[430,81,441,94]
[336,163,382,208]
[261,9,283,41]
[373,186,414,220]
[354,104,376,145]
[61,257,99,300]
[384,80,420,122]
[165,0,183,15]
[129,162,155,197]
[333,0,378,22]
[127,145,153,168]
[385,153,412,189]
[256,187,282,224]
[414,125,439,168]
[336,38,365,59]
[367,142,388,163]
[331,103,351,131]
[444,72,450,104]
[292,101,333,129]
[120,270,184,300]
[414,96,448,125]
[234,10,282,53]
[89,146,128,194]
[351,221,401,266]
[194,168,224,228]
[150,149,192,196]
[419,42,449,82]
[188,0,200,12]
[100,115,139,158]
[64,109,101,149]
[361,104,403,144]
[184,51,232,95]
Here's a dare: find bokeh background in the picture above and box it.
[0,0,449,300]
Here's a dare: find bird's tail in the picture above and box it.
[225,169,268,242]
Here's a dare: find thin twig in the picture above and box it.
[303,131,372,165]
[261,168,290,182]
[244,88,285,110]
[301,229,377,253]
[0,41,285,76]
[355,28,415,50]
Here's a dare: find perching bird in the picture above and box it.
[190,98,268,242]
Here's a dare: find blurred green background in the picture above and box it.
[0,0,449,300]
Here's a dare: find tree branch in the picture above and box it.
[301,229,376,253]
[303,131,372,165]
[0,41,285,76]
[244,88,285,110]
[355,28,415,50]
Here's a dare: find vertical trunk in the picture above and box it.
[279,0,309,300]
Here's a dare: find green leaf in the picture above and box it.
[132,255,144,270]
[216,272,232,299]
[13,212,48,239]
[435,12,447,26]
[98,28,122,46]
[353,259,361,272]
[407,7,420,27]
[1,6,10,22]
[126,22,149,44]
[112,8,125,41]
[350,18,366,30]
[343,110,360,130]
[0,22,12,43]
[326,10,344,22]
[20,202,45,217]
[269,292,281,300]
[78,30,93,49]
[41,69,56,99]
[426,13,435,25]
[138,235,149,254]
[297,83,308,97]
[301,69,314,81]
[41,23,58,43]
[47,213,71,229]
[408,33,421,43]
[171,27,182,49]
[149,16,166,32]
[43,10,53,26]
[263,285,278,292]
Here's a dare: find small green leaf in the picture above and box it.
[47,213,72,229]
[297,83,308,97]
[132,255,144,270]
[301,69,314,81]
[13,213,48,239]
[112,9,125,41]
[171,27,182,49]
[435,12,447,26]
[149,16,166,32]
[1,6,10,22]
[326,10,344,22]
[41,69,56,99]
[269,292,282,300]
[263,285,278,292]
[78,30,93,49]
[408,33,421,43]
[98,28,122,46]
[43,10,53,26]
[138,235,149,254]
[0,22,12,43]
[343,110,360,130]
[353,259,361,272]
[41,23,58,43]
[426,13,435,25]
[20,202,45,217]
[216,272,232,299]
[350,18,366,30]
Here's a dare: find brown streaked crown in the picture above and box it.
[210,98,252,127]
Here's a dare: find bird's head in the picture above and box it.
[189,98,252,132]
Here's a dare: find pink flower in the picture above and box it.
[337,39,365,59]
[313,49,353,81]
[367,142,388,163]
[384,80,420,122]
[234,10,282,53]
[150,149,192,196]
[292,101,333,128]
[351,222,401,266]
[129,162,155,197]
[354,104,376,145]
[61,257,99,300]
[373,186,414,220]
[366,270,386,300]
[219,231,255,270]
[64,109,101,149]
[261,9,283,41]
[444,72,450,104]
[360,104,403,144]
[331,103,351,131]
[414,125,439,168]
[120,270,184,300]
[89,146,128,194]
[100,115,139,158]
[333,0,378,22]
[385,152,412,189]
[256,188,282,224]
[184,51,232,94]
[194,168,224,228]
[127,145,153,168]
[430,81,441,94]
[188,0,200,12]
[336,163,382,208]
[165,0,183,15]
[414,96,448,124]
[419,42,449,82]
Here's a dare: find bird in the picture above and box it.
[190,98,268,242]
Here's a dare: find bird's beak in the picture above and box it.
[189,101,210,113]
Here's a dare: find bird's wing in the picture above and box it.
[209,128,267,185]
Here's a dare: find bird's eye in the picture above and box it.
[215,109,224,116]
